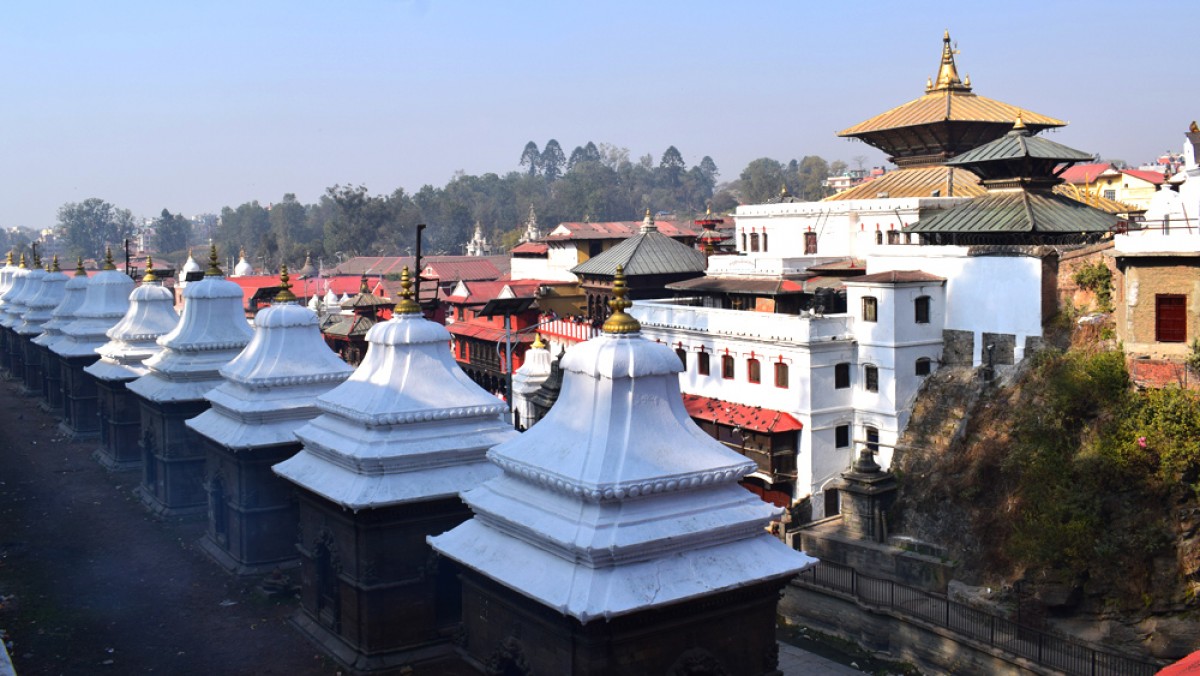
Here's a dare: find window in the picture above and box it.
[887,230,900,245]
[875,230,883,245]
[1103,189,1116,201]
[741,232,747,250]
[904,232,912,244]
[761,232,768,252]
[774,362,789,388]
[750,232,760,252]
[915,295,930,324]
[865,426,879,453]
[675,348,687,369]
[915,357,932,376]
[1156,294,1187,342]
[721,354,735,379]
[864,364,879,392]
[747,358,761,384]
[835,424,850,448]
[804,231,818,254]
[862,296,878,322]
[834,362,851,389]
[698,351,710,375]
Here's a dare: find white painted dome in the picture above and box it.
[33,262,91,349]
[85,276,180,382]
[0,260,32,328]
[16,260,69,336]
[0,253,17,305]
[233,254,253,277]
[8,264,47,333]
[53,255,135,358]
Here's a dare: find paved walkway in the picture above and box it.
[779,642,864,675]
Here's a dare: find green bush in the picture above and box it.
[1072,261,1114,312]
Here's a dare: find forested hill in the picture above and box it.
[42,140,854,268]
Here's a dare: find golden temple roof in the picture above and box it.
[825,166,988,201]
[838,91,1064,138]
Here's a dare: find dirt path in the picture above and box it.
[0,376,339,676]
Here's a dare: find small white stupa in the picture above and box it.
[520,203,541,242]
[0,251,19,313]
[322,286,338,308]
[11,254,50,337]
[0,253,33,329]
[188,264,353,573]
[86,255,180,382]
[233,249,253,277]
[273,267,517,666]
[179,248,202,288]
[430,266,815,671]
[128,244,254,515]
[510,332,552,429]
[306,293,322,313]
[33,258,91,411]
[17,255,68,338]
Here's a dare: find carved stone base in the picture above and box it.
[61,354,102,439]
[93,377,142,471]
[134,396,210,517]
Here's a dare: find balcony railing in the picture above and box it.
[631,298,852,344]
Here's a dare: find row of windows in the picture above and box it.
[833,424,879,451]
[675,352,933,388]
[861,295,930,324]
[742,231,769,253]
[875,230,912,245]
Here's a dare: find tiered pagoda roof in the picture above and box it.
[572,210,707,277]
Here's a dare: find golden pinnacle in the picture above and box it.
[103,246,116,271]
[51,255,60,273]
[274,263,297,302]
[18,253,26,269]
[142,255,157,283]
[75,257,86,276]
[394,266,421,314]
[602,265,640,335]
[205,243,223,276]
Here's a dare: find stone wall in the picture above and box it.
[941,329,974,366]
[1115,258,1200,358]
[1057,241,1115,313]
[981,332,1016,366]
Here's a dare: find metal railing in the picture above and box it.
[795,561,1161,676]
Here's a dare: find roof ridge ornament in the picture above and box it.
[142,255,156,283]
[205,244,223,276]
[274,263,297,302]
[359,272,370,294]
[602,265,640,335]
[394,266,421,315]
[640,208,656,234]
[1012,111,1027,131]
[926,29,970,93]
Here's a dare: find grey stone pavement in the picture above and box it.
[779,642,864,675]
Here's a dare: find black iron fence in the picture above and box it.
[795,561,1162,676]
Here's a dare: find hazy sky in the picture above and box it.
[1,1,1196,229]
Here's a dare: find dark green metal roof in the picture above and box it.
[947,129,1094,167]
[571,230,707,277]
[905,190,1118,234]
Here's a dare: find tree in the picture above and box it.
[660,145,685,188]
[829,160,848,176]
[541,139,565,181]
[519,141,540,177]
[794,155,831,200]
[698,155,719,182]
[567,145,586,172]
[268,194,309,263]
[153,208,191,255]
[738,158,785,204]
[54,198,135,261]
[582,141,600,163]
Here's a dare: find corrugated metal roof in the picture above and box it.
[666,276,808,295]
[947,130,1094,166]
[571,231,707,277]
[825,166,988,201]
[681,394,803,434]
[844,270,945,284]
[906,191,1118,233]
[547,220,699,240]
[839,91,1064,137]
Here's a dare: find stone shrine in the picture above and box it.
[32,259,91,413]
[15,256,67,394]
[431,267,816,676]
[52,249,133,440]
[87,257,179,470]
[274,268,516,672]
[188,266,352,575]
[127,246,253,516]
[509,332,551,430]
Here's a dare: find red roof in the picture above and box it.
[511,241,549,255]
[333,255,509,279]
[1119,169,1165,185]
[445,280,544,305]
[681,394,803,434]
[446,322,537,343]
[845,270,945,284]
[226,275,285,308]
[1058,163,1113,185]
[422,258,502,282]
[547,220,699,240]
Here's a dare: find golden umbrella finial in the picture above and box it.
[142,255,157,283]
[531,332,546,349]
[602,265,640,335]
[103,246,116,271]
[4,251,12,266]
[1012,111,1027,131]
[205,243,223,276]
[274,263,297,302]
[51,255,60,273]
[18,253,26,269]
[75,256,86,276]
[394,266,421,315]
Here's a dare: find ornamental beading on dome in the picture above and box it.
[274,290,517,511]
[84,274,180,382]
[32,262,92,349]
[126,262,254,403]
[430,319,815,623]
[51,266,134,358]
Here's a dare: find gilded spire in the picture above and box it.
[1012,112,1027,131]
[274,263,297,302]
[4,251,12,266]
[51,255,60,273]
[602,265,640,335]
[394,266,421,315]
[103,246,116,271]
[359,272,370,294]
[75,256,86,277]
[142,255,157,283]
[927,30,969,93]
[18,253,26,269]
[205,243,223,276]
[531,332,546,349]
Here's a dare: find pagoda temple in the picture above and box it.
[274,268,516,672]
[187,265,352,575]
[431,267,816,675]
[87,257,180,470]
[32,258,90,413]
[127,245,253,516]
[320,273,392,365]
[52,248,134,440]
[830,31,1072,203]
[16,256,68,394]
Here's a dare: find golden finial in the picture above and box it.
[142,255,157,283]
[359,273,370,294]
[926,76,933,89]
[75,256,86,277]
[963,74,971,87]
[103,246,116,271]
[531,333,546,349]
[18,252,27,269]
[1190,121,1199,133]
[4,251,12,266]
[274,263,297,302]
[602,265,640,335]
[1012,112,1027,131]
[394,266,421,314]
[205,243,223,276]
[780,184,791,197]
[927,29,966,93]
[239,247,246,258]
[51,255,60,273]
[644,207,652,219]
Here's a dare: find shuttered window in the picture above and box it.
[1156,294,1187,343]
